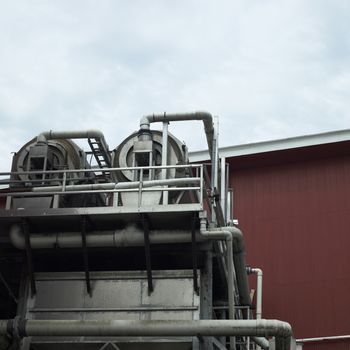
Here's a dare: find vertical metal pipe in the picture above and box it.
[199,219,235,350]
[253,268,263,320]
[220,156,226,223]
[200,165,204,208]
[226,238,235,350]
[247,267,264,348]
[211,119,219,192]
[247,307,250,350]
[161,121,169,204]
[210,121,219,223]
[225,163,229,222]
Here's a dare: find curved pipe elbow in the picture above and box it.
[252,268,263,277]
[263,319,292,337]
[224,226,244,251]
[277,320,293,338]
[140,116,151,130]
[247,267,263,277]
[37,131,50,143]
[199,222,244,251]
[199,220,232,242]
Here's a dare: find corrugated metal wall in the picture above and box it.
[229,148,350,348]
[303,340,350,350]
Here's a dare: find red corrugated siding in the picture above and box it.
[230,151,350,342]
[303,340,350,350]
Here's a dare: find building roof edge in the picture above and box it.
[189,129,350,162]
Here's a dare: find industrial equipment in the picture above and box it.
[0,112,294,350]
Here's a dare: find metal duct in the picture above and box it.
[140,112,214,160]
[36,129,111,169]
[37,129,109,151]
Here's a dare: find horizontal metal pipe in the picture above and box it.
[0,164,201,177]
[32,183,116,192]
[297,334,350,343]
[9,225,202,250]
[2,318,292,340]
[0,187,201,199]
[31,177,200,193]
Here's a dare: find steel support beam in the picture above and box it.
[21,219,36,296]
[81,216,92,296]
[141,214,153,293]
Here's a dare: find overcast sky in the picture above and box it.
[0,0,350,171]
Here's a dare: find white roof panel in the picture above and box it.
[189,129,350,162]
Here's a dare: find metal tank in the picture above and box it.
[11,137,86,185]
[112,129,188,206]
[9,134,105,209]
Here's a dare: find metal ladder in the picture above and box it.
[87,138,112,175]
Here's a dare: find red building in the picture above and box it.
[190,129,350,350]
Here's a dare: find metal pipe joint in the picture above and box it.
[247,267,263,320]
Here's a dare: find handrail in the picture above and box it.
[0,164,206,210]
[0,187,202,198]
[0,164,202,177]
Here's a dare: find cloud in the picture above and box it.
[0,0,350,170]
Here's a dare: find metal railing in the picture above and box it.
[0,164,207,211]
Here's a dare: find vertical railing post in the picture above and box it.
[200,165,204,208]
[62,171,67,192]
[138,168,143,208]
